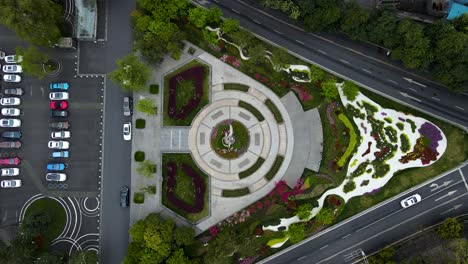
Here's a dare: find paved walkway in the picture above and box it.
[160,128,190,152]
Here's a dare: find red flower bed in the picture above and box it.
[166,161,206,213]
[168,66,205,120]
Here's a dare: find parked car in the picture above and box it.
[120,186,129,207]
[0,119,21,127]
[51,131,70,139]
[50,82,69,90]
[3,74,21,83]
[49,122,70,130]
[46,173,67,182]
[1,168,19,176]
[49,101,68,110]
[46,163,66,171]
[0,51,5,60]
[0,158,20,165]
[123,97,133,116]
[52,151,69,158]
[2,65,22,73]
[48,141,69,149]
[1,131,21,139]
[123,122,131,141]
[4,88,24,96]
[0,97,20,106]
[4,55,23,63]
[50,110,68,118]
[1,108,20,116]
[401,194,422,208]
[0,141,21,149]
[49,92,69,100]
[0,179,21,188]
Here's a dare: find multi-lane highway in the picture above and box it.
[195,0,468,128]
[259,164,468,264]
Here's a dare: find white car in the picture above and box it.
[45,173,67,182]
[0,119,21,127]
[0,51,5,60]
[1,108,21,116]
[123,122,131,141]
[0,97,20,106]
[1,168,19,176]
[4,55,23,63]
[48,140,69,149]
[2,65,22,73]
[49,92,69,100]
[400,194,422,208]
[3,74,21,83]
[1,179,21,188]
[51,131,71,139]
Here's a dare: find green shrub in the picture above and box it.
[406,119,416,133]
[360,180,369,186]
[141,185,156,195]
[400,134,411,153]
[265,99,283,123]
[384,126,398,143]
[373,163,390,178]
[384,117,392,123]
[265,156,284,181]
[149,84,159,94]
[238,101,265,121]
[342,81,359,101]
[438,218,464,239]
[396,122,405,131]
[135,119,146,129]
[133,192,145,204]
[134,151,145,162]
[188,47,196,55]
[288,223,305,243]
[239,158,265,179]
[343,180,356,193]
[136,99,157,115]
[136,160,156,178]
[224,83,250,92]
[296,203,313,220]
[222,188,250,197]
[337,113,358,167]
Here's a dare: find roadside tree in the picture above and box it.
[296,203,312,220]
[315,207,334,225]
[221,18,240,34]
[110,54,150,91]
[288,223,305,243]
[342,81,360,101]
[16,46,49,79]
[248,44,267,64]
[136,99,157,115]
[320,79,339,102]
[438,218,464,239]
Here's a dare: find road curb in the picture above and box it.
[98,75,107,260]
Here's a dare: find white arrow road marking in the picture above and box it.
[460,169,468,191]
[340,59,350,64]
[387,79,398,84]
[399,92,421,102]
[440,204,463,215]
[361,69,372,74]
[317,49,327,55]
[430,180,453,192]
[273,30,283,35]
[295,39,305,45]
[455,106,464,111]
[435,190,457,202]
[403,77,427,87]
[231,8,240,14]
[252,19,261,24]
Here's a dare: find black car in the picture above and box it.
[1,131,22,139]
[50,110,69,118]
[4,88,24,96]
[120,186,129,208]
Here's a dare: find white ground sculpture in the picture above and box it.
[265,83,447,247]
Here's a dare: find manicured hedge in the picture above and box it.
[222,187,250,197]
[166,162,205,213]
[133,192,145,204]
[135,119,146,129]
[343,180,356,193]
[337,113,357,167]
[239,157,265,179]
[265,99,283,123]
[265,155,284,181]
[134,151,145,162]
[224,83,249,92]
[238,101,264,121]
[149,84,159,94]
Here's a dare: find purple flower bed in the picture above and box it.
[398,117,406,122]
[418,122,443,152]
[168,66,205,120]
[166,161,206,214]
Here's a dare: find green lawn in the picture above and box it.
[163,59,210,126]
[162,153,209,222]
[24,197,66,248]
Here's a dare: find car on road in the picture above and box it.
[3,74,21,83]
[123,97,133,116]
[120,186,129,207]
[49,92,69,100]
[50,110,68,118]
[46,163,66,171]
[0,119,21,127]
[52,151,69,158]
[123,122,131,141]
[48,141,69,149]
[1,108,20,116]
[400,194,422,208]
[50,82,69,90]
[1,179,21,188]
[1,131,21,139]
[50,101,68,110]
[0,158,20,165]
[4,88,24,96]
[1,168,19,176]
[2,65,22,73]
[0,141,21,149]
[49,122,70,130]
[4,55,23,63]
[0,97,20,106]
[51,131,70,139]
[46,173,67,182]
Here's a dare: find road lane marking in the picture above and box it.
[340,59,350,64]
[179,130,181,149]
[460,169,468,191]
[231,8,241,14]
[342,234,351,239]
[297,256,307,261]
[456,106,464,110]
[317,49,327,55]
[409,88,417,92]
[320,245,328,250]
[273,29,283,35]
[361,69,372,74]
[387,79,398,84]
[295,39,305,45]
[252,19,261,24]
[432,97,440,101]
[435,190,457,202]
[315,192,468,264]
[170,130,173,150]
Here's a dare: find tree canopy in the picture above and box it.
[315,207,334,225]
[110,54,150,91]
[342,81,360,101]
[16,46,49,79]
[320,79,339,102]
[438,218,464,239]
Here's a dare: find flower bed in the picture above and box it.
[211,120,250,159]
[168,66,204,120]
[166,162,205,213]
[337,113,358,167]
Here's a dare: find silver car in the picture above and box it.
[46,173,67,182]
[1,168,19,176]
[0,97,20,106]
[48,140,69,149]
[3,74,21,83]
[1,179,21,188]
[4,55,23,63]
[49,92,69,100]
[2,65,22,73]
[0,119,21,127]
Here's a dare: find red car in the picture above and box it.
[50,101,68,110]
[0,158,20,165]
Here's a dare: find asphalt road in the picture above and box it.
[260,164,468,264]
[196,0,468,128]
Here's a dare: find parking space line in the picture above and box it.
[170,130,173,150]
[456,106,464,111]
[179,130,181,150]
[320,245,328,250]
[460,169,468,192]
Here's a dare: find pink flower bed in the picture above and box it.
[168,66,205,120]
[220,54,241,68]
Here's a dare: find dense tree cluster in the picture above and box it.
[109,54,151,91]
[257,0,468,92]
